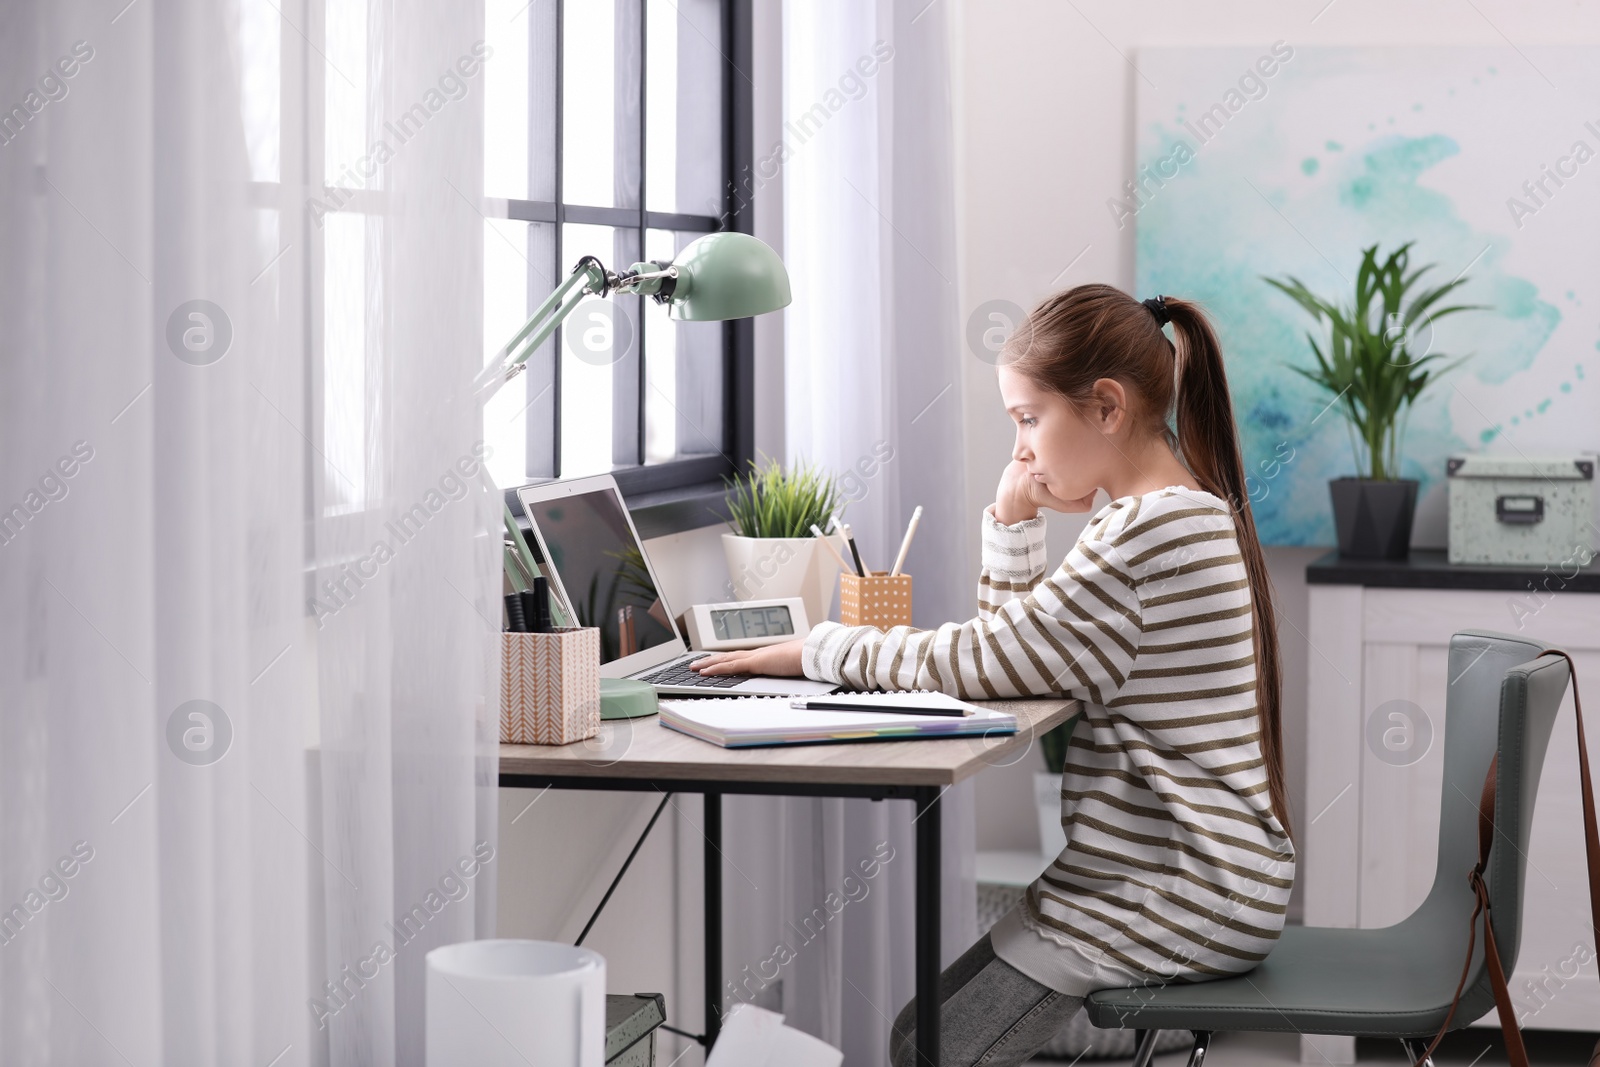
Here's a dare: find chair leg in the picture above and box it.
[1399,1037,1437,1067]
[1131,1029,1162,1067]
[1186,1030,1212,1067]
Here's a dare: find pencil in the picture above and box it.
[890,505,923,576]
[810,523,852,572]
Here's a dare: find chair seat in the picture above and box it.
[1084,919,1485,1036]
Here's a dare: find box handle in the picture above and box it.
[1495,494,1544,524]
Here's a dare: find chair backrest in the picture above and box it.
[1415,629,1571,1023]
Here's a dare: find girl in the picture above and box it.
[690,284,1297,1067]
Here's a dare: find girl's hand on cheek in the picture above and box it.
[995,460,1042,524]
[997,460,1099,520]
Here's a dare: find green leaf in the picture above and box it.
[1263,241,1484,479]
[722,453,844,539]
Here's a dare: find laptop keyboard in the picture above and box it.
[640,654,752,689]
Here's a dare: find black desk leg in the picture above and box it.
[914,786,942,1067]
[705,790,723,1051]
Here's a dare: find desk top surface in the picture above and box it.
[499,696,1081,787]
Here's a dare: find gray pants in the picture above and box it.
[889,932,1086,1067]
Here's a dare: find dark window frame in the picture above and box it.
[495,0,754,535]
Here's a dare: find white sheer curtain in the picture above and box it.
[0,1,498,1064]
[719,1,976,1062]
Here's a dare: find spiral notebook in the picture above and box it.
[657,690,1018,749]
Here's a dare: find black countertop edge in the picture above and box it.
[1305,548,1600,593]
[506,480,732,543]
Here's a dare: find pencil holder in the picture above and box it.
[838,570,913,629]
[500,627,602,745]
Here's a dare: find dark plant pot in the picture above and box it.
[1329,477,1419,559]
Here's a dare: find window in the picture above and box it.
[480,0,754,499]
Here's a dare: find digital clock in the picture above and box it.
[677,596,812,652]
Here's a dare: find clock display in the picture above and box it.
[710,605,794,641]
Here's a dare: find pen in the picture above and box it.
[825,513,853,569]
[504,539,537,587]
[788,698,966,717]
[839,522,868,577]
[890,505,923,577]
[810,523,853,572]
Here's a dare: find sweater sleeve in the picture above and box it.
[800,527,1143,705]
[977,503,1049,621]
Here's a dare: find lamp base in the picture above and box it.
[601,678,659,720]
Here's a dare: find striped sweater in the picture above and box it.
[801,486,1296,994]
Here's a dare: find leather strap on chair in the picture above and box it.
[1409,649,1599,1067]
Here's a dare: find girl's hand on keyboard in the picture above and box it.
[690,638,806,678]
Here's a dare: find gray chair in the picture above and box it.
[1082,629,1574,1067]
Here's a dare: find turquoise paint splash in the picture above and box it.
[1136,124,1565,545]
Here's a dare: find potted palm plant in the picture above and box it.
[1263,242,1482,559]
[721,455,844,627]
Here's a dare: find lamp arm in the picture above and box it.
[473,257,609,401]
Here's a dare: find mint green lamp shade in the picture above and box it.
[666,232,792,321]
[477,231,790,403]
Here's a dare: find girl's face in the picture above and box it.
[997,365,1127,502]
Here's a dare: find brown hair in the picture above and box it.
[1001,283,1294,847]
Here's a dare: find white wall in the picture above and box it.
[950,0,1600,923]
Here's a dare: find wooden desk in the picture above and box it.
[500,696,1081,1067]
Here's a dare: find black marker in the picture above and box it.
[524,576,553,634]
[504,592,528,633]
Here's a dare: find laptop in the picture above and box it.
[515,475,839,697]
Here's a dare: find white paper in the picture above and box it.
[705,1004,844,1067]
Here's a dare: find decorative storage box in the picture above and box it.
[500,626,602,744]
[1446,452,1596,566]
[838,570,913,629]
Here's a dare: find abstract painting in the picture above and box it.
[1133,46,1599,545]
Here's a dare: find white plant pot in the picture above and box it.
[1034,770,1067,858]
[721,534,840,628]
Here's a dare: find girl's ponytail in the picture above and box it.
[1164,297,1295,848]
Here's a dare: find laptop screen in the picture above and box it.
[520,487,679,665]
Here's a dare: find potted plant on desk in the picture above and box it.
[1263,242,1483,559]
[721,455,843,627]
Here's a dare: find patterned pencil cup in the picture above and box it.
[500,627,602,745]
[838,570,913,629]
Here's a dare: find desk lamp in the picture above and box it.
[484,231,792,650]
[474,230,791,399]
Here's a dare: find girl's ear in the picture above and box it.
[1091,378,1127,432]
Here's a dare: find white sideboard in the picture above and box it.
[1301,550,1600,1064]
